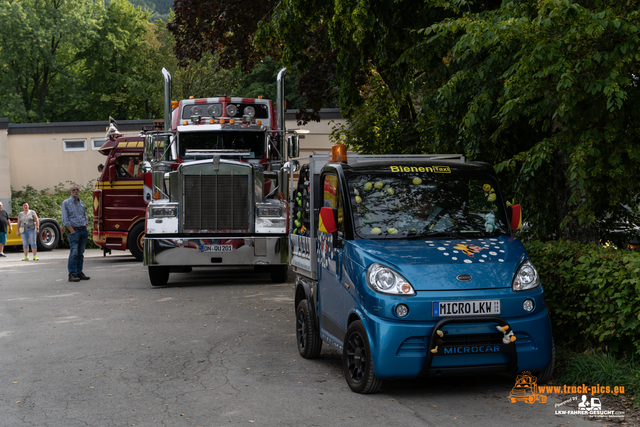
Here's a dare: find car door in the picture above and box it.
[317,172,349,342]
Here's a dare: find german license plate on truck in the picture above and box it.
[201,245,233,252]
[433,300,500,317]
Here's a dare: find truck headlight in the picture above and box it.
[366,263,415,296]
[513,259,540,291]
[150,204,178,218]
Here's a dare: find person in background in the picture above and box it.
[61,185,90,282]
[16,201,39,261]
[0,202,11,257]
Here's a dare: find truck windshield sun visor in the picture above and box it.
[348,172,509,239]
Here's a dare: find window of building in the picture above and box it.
[92,138,107,150]
[63,139,87,151]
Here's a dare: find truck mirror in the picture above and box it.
[507,204,522,231]
[288,135,299,158]
[98,164,104,173]
[108,164,116,183]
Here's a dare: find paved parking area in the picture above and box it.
[0,249,611,426]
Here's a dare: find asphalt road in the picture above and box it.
[0,249,613,427]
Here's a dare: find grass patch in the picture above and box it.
[556,345,640,403]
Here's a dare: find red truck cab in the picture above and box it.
[92,126,147,260]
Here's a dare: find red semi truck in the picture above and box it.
[92,122,147,260]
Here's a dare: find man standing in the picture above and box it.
[0,202,11,257]
[61,185,90,282]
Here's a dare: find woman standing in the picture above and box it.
[16,201,40,261]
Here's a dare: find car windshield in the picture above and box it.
[348,171,509,239]
[178,130,265,160]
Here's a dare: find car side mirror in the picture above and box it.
[108,164,116,183]
[507,204,522,231]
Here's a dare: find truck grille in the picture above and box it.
[183,174,250,231]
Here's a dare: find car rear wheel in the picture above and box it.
[37,221,60,251]
[296,300,322,359]
[343,320,382,394]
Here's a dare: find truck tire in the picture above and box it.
[127,222,145,261]
[270,265,288,283]
[343,320,382,394]
[296,300,322,359]
[534,338,555,384]
[149,266,170,287]
[36,221,60,251]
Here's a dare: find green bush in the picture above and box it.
[526,240,640,356]
[11,181,98,249]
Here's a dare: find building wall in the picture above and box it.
[0,111,345,211]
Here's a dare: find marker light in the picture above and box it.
[207,104,221,117]
[230,118,235,124]
[219,118,225,124]
[395,304,409,318]
[332,143,347,163]
[226,104,238,117]
[244,106,255,117]
[523,299,535,312]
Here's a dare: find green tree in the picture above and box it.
[0,0,102,122]
[418,0,640,242]
[78,0,160,121]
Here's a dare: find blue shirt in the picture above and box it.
[61,196,88,228]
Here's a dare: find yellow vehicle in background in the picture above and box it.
[4,217,63,251]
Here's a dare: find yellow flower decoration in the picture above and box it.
[388,228,398,234]
[355,196,362,204]
[387,188,394,195]
[371,227,381,235]
[413,177,422,185]
[364,182,373,191]
[374,181,384,189]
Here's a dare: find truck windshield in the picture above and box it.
[178,131,265,160]
[348,172,509,239]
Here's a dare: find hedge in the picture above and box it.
[526,240,640,356]
[11,181,98,249]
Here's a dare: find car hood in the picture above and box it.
[347,236,527,290]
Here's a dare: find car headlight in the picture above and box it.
[366,263,415,296]
[150,204,178,218]
[513,259,540,291]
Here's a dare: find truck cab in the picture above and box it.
[92,125,147,260]
[291,149,554,393]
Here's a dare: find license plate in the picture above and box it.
[201,245,233,252]
[433,300,500,317]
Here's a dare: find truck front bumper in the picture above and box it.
[143,235,288,266]
[361,308,553,380]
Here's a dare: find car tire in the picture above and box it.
[534,338,555,384]
[37,221,60,251]
[270,265,288,283]
[343,320,382,394]
[127,222,145,261]
[149,266,170,287]
[296,299,322,359]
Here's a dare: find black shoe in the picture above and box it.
[69,274,81,282]
[77,272,90,280]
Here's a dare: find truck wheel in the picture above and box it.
[149,266,170,287]
[296,300,322,359]
[270,265,288,283]
[127,222,145,261]
[37,221,60,251]
[534,338,555,384]
[343,320,382,394]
